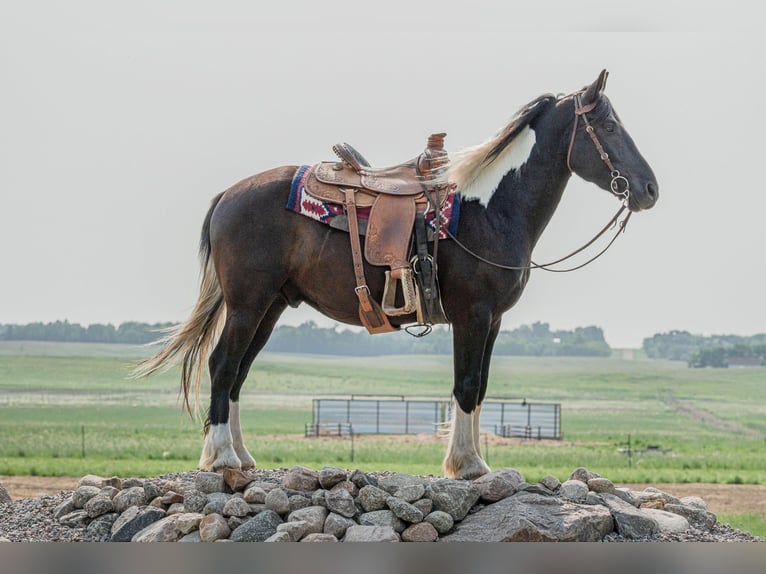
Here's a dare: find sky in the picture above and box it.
[2,2,764,349]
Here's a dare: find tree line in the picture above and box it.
[0,320,174,345]
[0,320,611,357]
[642,330,766,367]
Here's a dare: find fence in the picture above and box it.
[310,396,560,439]
[311,397,444,435]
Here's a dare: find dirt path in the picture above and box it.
[3,475,764,519]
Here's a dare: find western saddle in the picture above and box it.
[303,133,451,334]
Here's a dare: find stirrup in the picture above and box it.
[381,267,418,316]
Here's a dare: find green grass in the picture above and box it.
[1,342,765,487]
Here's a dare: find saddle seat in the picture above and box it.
[302,133,451,334]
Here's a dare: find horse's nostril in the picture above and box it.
[646,181,658,201]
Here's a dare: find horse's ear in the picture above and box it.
[581,69,609,106]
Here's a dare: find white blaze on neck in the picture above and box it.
[461,126,536,205]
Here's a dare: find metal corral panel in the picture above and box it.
[478,402,561,439]
[312,398,560,438]
[312,399,442,435]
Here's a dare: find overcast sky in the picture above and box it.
[2,3,764,348]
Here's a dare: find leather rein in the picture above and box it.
[443,91,632,273]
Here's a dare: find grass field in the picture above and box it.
[1,340,764,482]
[2,340,765,536]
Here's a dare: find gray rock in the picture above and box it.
[560,479,588,502]
[264,531,292,542]
[311,489,327,507]
[203,492,231,515]
[473,468,524,502]
[113,486,147,513]
[195,471,225,494]
[587,477,616,494]
[302,533,339,542]
[265,488,291,515]
[350,469,376,489]
[288,494,311,512]
[58,510,90,528]
[199,513,232,542]
[84,493,114,518]
[78,474,122,490]
[392,484,426,502]
[377,473,429,499]
[325,488,357,518]
[401,521,438,542]
[110,506,166,542]
[143,481,163,502]
[179,531,202,542]
[277,520,310,542]
[132,515,184,542]
[569,468,600,482]
[343,525,399,542]
[323,512,357,539]
[613,487,640,506]
[386,497,424,523]
[412,498,433,516]
[54,498,76,520]
[519,482,555,496]
[599,492,659,539]
[641,508,691,533]
[223,496,252,517]
[539,475,561,492]
[424,510,454,534]
[281,466,320,492]
[230,509,283,542]
[0,483,10,505]
[358,485,391,512]
[72,485,101,509]
[664,503,717,530]
[331,480,359,498]
[427,479,480,521]
[85,512,118,541]
[286,506,328,535]
[318,466,348,490]
[243,485,267,504]
[227,516,248,531]
[440,492,614,542]
[359,509,406,533]
[183,489,208,513]
[176,512,204,535]
[122,478,144,489]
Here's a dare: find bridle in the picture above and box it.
[444,90,633,273]
[567,91,631,204]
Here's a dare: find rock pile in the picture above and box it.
[51,466,721,542]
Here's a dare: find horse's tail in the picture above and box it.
[133,192,226,418]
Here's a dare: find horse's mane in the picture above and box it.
[436,94,556,201]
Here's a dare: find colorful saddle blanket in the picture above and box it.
[286,165,460,239]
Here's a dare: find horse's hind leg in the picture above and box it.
[200,305,268,471]
[227,298,288,469]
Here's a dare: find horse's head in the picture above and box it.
[566,70,659,212]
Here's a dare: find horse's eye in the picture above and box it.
[604,122,616,133]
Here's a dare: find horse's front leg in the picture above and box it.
[443,309,494,479]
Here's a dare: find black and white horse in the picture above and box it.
[137,70,658,479]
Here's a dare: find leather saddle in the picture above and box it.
[303,133,451,334]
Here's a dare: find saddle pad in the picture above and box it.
[287,165,461,239]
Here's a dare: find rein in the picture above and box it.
[444,91,632,274]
